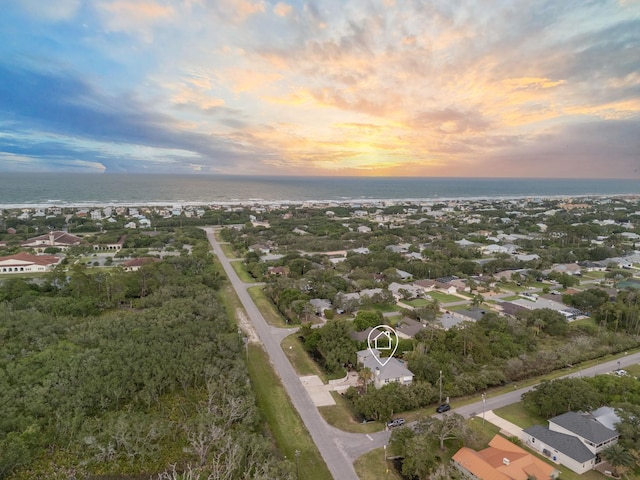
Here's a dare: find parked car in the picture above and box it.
[387,418,405,427]
[436,403,451,413]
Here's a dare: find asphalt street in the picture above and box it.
[204,228,383,479]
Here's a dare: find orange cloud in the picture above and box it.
[96,1,174,42]
[273,2,292,17]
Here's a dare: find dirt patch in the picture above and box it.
[236,308,260,343]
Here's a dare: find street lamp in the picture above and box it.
[384,444,387,461]
[439,370,443,405]
[482,393,486,425]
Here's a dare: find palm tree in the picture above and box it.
[358,367,373,393]
[600,444,633,477]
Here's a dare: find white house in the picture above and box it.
[21,231,82,252]
[0,252,61,274]
[523,411,619,475]
[356,349,414,389]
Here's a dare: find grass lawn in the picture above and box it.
[229,260,256,283]
[570,317,597,328]
[247,286,288,327]
[354,449,403,480]
[281,333,327,381]
[248,345,332,480]
[219,242,238,259]
[581,271,607,279]
[404,298,431,307]
[467,416,501,445]
[493,403,546,429]
[369,303,402,313]
[427,291,463,303]
[500,295,521,301]
[318,392,384,434]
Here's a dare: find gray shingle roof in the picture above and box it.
[356,349,414,381]
[524,425,594,463]
[550,412,618,444]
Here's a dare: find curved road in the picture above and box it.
[454,351,640,419]
[204,228,389,479]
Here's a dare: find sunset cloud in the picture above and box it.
[1,0,639,178]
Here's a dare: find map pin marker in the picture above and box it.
[367,325,399,367]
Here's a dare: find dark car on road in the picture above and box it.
[436,403,451,413]
[387,418,405,427]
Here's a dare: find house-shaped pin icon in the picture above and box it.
[372,330,393,350]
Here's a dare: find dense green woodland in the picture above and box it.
[0,229,293,479]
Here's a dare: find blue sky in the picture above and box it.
[1,0,639,177]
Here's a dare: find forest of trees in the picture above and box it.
[0,228,293,479]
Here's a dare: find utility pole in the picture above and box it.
[439,370,443,404]
[482,393,486,425]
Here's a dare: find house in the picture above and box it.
[414,279,437,292]
[93,236,125,251]
[452,434,559,480]
[395,268,413,281]
[267,266,289,276]
[21,231,82,252]
[0,252,61,274]
[523,411,619,475]
[547,263,582,276]
[395,317,426,339]
[357,225,372,233]
[309,298,332,316]
[356,349,414,389]
[349,327,374,343]
[388,282,422,301]
[122,257,161,272]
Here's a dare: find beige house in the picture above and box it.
[0,252,61,274]
[21,231,82,252]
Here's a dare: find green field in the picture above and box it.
[403,298,431,307]
[219,242,238,259]
[354,448,403,480]
[318,392,384,434]
[248,346,332,480]
[426,291,464,303]
[281,333,327,380]
[248,286,288,327]
[229,260,256,282]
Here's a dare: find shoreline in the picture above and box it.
[1,192,639,210]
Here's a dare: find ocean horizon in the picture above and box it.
[0,173,638,208]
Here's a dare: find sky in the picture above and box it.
[1,0,639,178]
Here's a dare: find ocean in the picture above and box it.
[0,173,638,208]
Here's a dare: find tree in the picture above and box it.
[471,293,484,308]
[522,378,602,417]
[357,367,373,393]
[419,413,467,451]
[600,443,633,477]
[353,310,383,331]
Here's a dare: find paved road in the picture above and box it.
[453,351,640,419]
[204,228,388,479]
